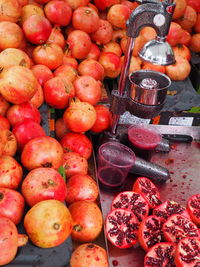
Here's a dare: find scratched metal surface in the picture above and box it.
[96,126,200,267]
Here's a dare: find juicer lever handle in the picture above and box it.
[126,2,175,38]
[130,156,170,183]
[130,0,160,4]
[162,134,193,143]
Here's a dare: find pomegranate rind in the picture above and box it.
[153,200,191,221]
[111,191,149,222]
[132,177,162,209]
[144,242,176,267]
[186,194,200,226]
[138,215,164,252]
[162,214,200,244]
[175,236,200,267]
[105,208,139,249]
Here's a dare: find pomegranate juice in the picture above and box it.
[128,126,161,150]
[97,167,125,191]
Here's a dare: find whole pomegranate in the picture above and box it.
[0,129,17,157]
[69,200,103,242]
[63,98,96,133]
[29,82,44,108]
[98,52,122,78]
[77,59,105,81]
[24,199,72,248]
[0,217,28,266]
[189,33,200,53]
[67,30,92,59]
[6,102,41,127]
[44,1,72,26]
[0,48,31,69]
[0,155,23,189]
[165,56,191,81]
[0,188,25,224]
[0,66,38,104]
[90,19,113,45]
[70,243,109,267]
[21,167,67,207]
[65,174,99,204]
[90,104,112,133]
[43,76,75,109]
[22,14,52,45]
[107,4,131,29]
[46,27,66,49]
[0,0,22,23]
[31,64,53,86]
[74,75,102,105]
[0,115,10,130]
[62,152,88,178]
[72,6,100,33]
[64,0,90,10]
[60,132,92,159]
[21,136,64,170]
[94,0,120,11]
[0,94,10,116]
[12,120,46,151]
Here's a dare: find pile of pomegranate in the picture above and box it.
[105,177,200,266]
[0,0,199,266]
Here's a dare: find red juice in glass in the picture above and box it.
[128,125,162,150]
[97,167,125,191]
[97,142,135,192]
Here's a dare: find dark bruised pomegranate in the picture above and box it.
[138,215,164,252]
[144,242,176,267]
[186,194,200,226]
[175,236,200,267]
[111,191,149,222]
[132,177,162,209]
[162,214,200,244]
[105,208,139,248]
[70,243,109,267]
[153,200,191,222]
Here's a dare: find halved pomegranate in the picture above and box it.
[138,215,164,251]
[105,208,139,248]
[132,177,162,209]
[186,194,200,226]
[111,191,149,222]
[162,214,200,244]
[175,236,200,267]
[153,200,191,221]
[144,242,176,267]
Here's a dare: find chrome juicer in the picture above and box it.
[100,0,176,184]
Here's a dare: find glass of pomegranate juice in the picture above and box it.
[128,125,162,150]
[97,141,136,191]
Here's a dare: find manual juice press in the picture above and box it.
[97,0,176,187]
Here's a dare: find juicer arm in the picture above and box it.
[127,2,175,39]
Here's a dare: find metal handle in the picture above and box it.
[162,134,193,143]
[130,156,170,182]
